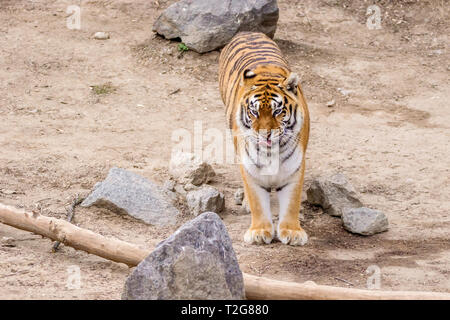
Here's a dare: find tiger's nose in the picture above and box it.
[269,128,283,141]
[258,129,272,139]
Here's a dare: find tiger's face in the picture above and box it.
[239,71,301,149]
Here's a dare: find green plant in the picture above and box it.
[90,82,117,95]
[177,42,189,52]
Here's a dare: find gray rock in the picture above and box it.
[326,99,336,107]
[186,186,225,216]
[174,183,187,196]
[153,0,279,53]
[183,182,198,191]
[81,167,179,226]
[342,207,389,235]
[163,179,176,192]
[122,212,245,300]
[338,88,353,96]
[306,173,363,217]
[93,32,110,40]
[0,189,17,195]
[169,151,215,186]
[1,237,15,246]
[234,188,244,205]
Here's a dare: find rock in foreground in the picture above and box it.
[81,167,179,226]
[152,0,279,53]
[122,212,244,300]
[306,173,363,217]
[342,207,389,235]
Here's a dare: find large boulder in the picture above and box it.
[122,212,245,300]
[153,0,279,53]
[81,167,179,226]
[342,207,389,236]
[306,173,363,217]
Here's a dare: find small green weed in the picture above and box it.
[90,82,117,95]
[178,43,189,52]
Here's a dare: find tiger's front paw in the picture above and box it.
[277,226,308,246]
[244,227,274,245]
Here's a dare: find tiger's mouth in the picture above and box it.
[258,137,273,147]
[256,131,283,148]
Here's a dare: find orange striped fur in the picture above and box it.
[219,32,310,245]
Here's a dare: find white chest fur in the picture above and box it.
[241,142,303,189]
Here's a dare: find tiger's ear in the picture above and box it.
[241,69,257,87]
[284,72,299,94]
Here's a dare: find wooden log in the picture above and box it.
[1,203,449,300]
[0,203,149,266]
[243,273,450,300]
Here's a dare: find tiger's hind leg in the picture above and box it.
[276,161,308,246]
[241,167,274,244]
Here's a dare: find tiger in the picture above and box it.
[218,32,310,246]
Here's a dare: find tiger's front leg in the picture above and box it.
[276,161,308,246]
[241,166,274,245]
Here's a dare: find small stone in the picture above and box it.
[163,180,176,192]
[81,167,179,226]
[169,151,215,186]
[122,212,245,300]
[234,188,244,205]
[94,32,110,40]
[342,207,388,235]
[326,99,336,107]
[306,173,363,217]
[0,189,16,195]
[183,183,198,192]
[337,88,352,96]
[174,183,187,196]
[1,237,15,246]
[186,186,225,216]
[162,47,174,56]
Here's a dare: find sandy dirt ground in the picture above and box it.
[0,0,449,299]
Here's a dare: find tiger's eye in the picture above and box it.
[273,108,282,116]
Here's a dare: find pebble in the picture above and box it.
[94,32,110,40]
[326,99,336,107]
